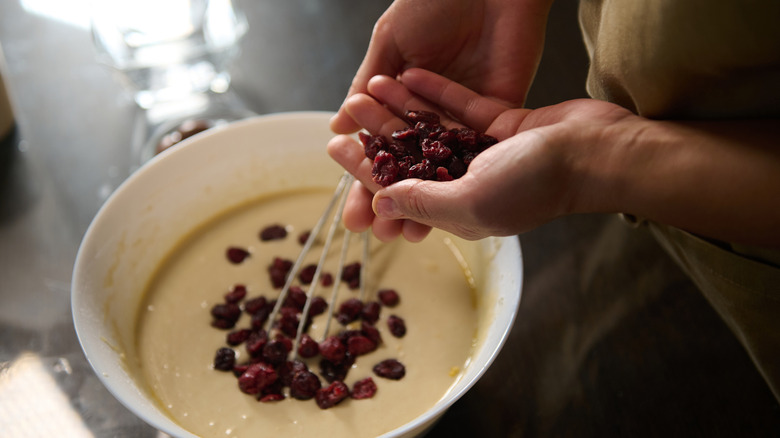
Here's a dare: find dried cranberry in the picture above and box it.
[341,262,361,289]
[283,286,307,311]
[337,329,362,345]
[260,380,284,401]
[391,126,418,143]
[387,138,412,159]
[478,132,499,148]
[246,330,269,357]
[226,328,251,346]
[315,381,350,409]
[262,338,292,365]
[319,336,347,364]
[319,355,354,383]
[211,303,241,321]
[211,318,235,330]
[337,298,364,325]
[421,138,452,163]
[435,129,459,147]
[347,335,377,356]
[211,303,241,329]
[260,224,287,241]
[213,347,236,371]
[397,155,415,180]
[448,156,467,179]
[404,110,440,125]
[436,166,453,182]
[232,363,249,377]
[244,295,267,315]
[224,284,247,304]
[307,296,328,318]
[408,159,435,180]
[278,359,308,386]
[320,272,334,287]
[298,230,312,245]
[268,257,293,289]
[456,128,479,150]
[462,151,478,167]
[277,335,294,350]
[351,377,377,400]
[359,132,388,161]
[226,247,250,264]
[298,264,317,284]
[361,321,382,345]
[387,315,407,338]
[275,308,300,338]
[250,307,271,329]
[373,359,406,380]
[372,150,399,187]
[297,333,320,358]
[377,289,400,307]
[238,362,278,395]
[361,301,381,324]
[290,370,322,400]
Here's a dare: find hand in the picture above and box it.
[328,68,636,241]
[330,0,553,134]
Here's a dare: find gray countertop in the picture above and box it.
[1,1,778,436]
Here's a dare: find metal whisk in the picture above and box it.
[264,172,370,361]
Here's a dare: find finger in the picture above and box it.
[330,108,362,134]
[370,216,404,242]
[342,181,375,232]
[342,93,408,138]
[365,75,465,128]
[326,134,382,193]
[400,68,508,133]
[401,219,432,242]
[373,178,484,240]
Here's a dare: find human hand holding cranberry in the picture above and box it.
[328,68,639,241]
[330,0,552,135]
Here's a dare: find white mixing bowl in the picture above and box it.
[71,112,522,437]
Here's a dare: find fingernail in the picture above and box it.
[375,196,401,219]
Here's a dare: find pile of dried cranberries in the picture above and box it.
[360,110,498,187]
[210,224,407,409]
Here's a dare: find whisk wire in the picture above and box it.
[265,172,353,335]
[266,172,373,362]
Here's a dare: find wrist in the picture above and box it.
[560,111,650,218]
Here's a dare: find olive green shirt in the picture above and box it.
[579,0,780,401]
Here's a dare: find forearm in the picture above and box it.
[577,116,780,247]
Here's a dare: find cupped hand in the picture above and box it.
[330,0,552,134]
[328,68,637,241]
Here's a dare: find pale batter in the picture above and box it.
[135,189,482,438]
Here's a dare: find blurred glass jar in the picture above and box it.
[91,0,248,109]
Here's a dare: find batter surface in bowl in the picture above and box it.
[135,189,481,438]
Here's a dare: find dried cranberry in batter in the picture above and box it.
[259,224,288,241]
[351,377,377,400]
[315,381,350,409]
[226,247,250,264]
[373,359,406,380]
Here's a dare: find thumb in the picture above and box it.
[372,179,477,238]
